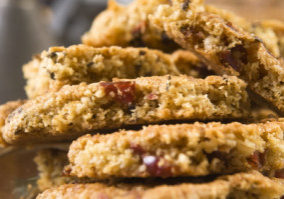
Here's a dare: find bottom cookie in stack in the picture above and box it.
[36,171,283,199]
[33,120,284,198]
[34,149,284,199]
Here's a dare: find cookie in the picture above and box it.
[65,121,284,179]
[250,107,279,122]
[255,20,284,57]
[3,75,250,145]
[82,0,179,52]
[0,100,26,146]
[23,45,211,98]
[205,5,281,58]
[151,0,284,113]
[37,171,284,199]
[34,149,72,191]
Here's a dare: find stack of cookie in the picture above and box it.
[0,0,283,198]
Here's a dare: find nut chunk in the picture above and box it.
[3,75,249,145]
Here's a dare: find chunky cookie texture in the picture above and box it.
[37,172,284,199]
[82,0,179,52]
[3,75,250,145]
[0,100,26,146]
[205,5,281,58]
[65,122,283,179]
[152,0,284,113]
[23,45,211,98]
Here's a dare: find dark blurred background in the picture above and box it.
[0,0,283,104]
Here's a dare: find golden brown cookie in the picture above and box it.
[205,5,281,58]
[23,45,210,98]
[3,75,250,145]
[34,149,72,191]
[0,100,26,147]
[66,121,284,179]
[82,0,179,52]
[151,0,284,113]
[254,19,284,57]
[37,171,284,199]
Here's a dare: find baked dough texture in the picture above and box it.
[3,75,250,145]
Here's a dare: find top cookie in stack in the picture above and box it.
[0,0,283,198]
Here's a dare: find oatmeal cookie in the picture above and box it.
[255,20,284,57]
[151,0,284,113]
[34,149,72,191]
[66,122,284,179]
[37,171,284,199]
[3,75,250,145]
[205,5,281,58]
[0,100,26,146]
[23,45,210,98]
[82,0,179,52]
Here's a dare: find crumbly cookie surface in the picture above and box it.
[82,0,179,52]
[205,5,281,58]
[3,75,249,145]
[23,45,211,98]
[151,0,284,113]
[0,100,26,146]
[34,149,72,191]
[66,121,284,179]
[37,171,284,199]
[255,20,284,57]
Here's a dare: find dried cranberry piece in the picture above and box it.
[101,81,136,105]
[275,169,284,179]
[130,143,145,156]
[143,155,173,177]
[247,151,265,169]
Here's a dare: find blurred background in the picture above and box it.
[0,0,283,104]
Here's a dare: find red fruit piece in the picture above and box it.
[130,143,145,156]
[143,155,173,177]
[101,81,136,105]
